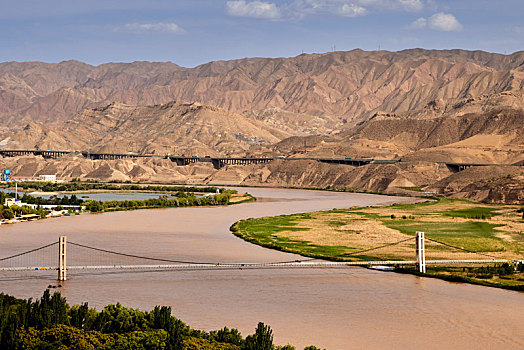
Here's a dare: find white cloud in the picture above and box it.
[289,1,369,18]
[288,0,425,19]
[408,12,462,32]
[397,0,423,12]
[226,1,281,19]
[224,0,428,21]
[123,22,184,34]
[339,4,368,17]
[428,12,462,31]
[359,0,423,11]
[357,0,392,8]
[407,17,426,29]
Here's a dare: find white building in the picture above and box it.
[4,197,22,207]
[39,174,56,182]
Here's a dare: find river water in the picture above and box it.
[0,188,522,349]
[1,188,201,201]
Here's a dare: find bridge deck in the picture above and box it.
[1,259,517,272]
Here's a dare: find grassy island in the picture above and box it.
[230,199,524,291]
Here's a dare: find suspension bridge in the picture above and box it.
[0,233,521,281]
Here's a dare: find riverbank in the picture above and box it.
[1,186,254,225]
[4,179,437,200]
[230,198,524,291]
[395,266,524,291]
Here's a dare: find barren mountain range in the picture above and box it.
[0,49,523,203]
[2,49,524,129]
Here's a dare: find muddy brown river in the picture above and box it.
[1,188,522,349]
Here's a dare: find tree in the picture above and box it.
[2,208,14,220]
[70,303,89,329]
[214,326,243,346]
[244,322,273,350]
[85,201,103,213]
[276,345,295,350]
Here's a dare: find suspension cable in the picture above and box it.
[345,237,416,256]
[68,241,315,265]
[0,241,58,262]
[425,237,503,260]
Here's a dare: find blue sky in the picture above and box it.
[0,0,523,67]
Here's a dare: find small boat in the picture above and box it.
[369,266,394,271]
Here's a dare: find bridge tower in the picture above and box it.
[58,236,67,281]
[415,231,426,273]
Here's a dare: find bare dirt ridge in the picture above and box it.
[2,49,524,130]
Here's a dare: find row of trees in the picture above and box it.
[0,186,233,218]
[1,192,83,206]
[0,205,47,220]
[85,192,234,213]
[0,291,321,350]
[11,181,219,194]
[0,192,61,220]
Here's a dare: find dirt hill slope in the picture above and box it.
[2,49,524,130]
[270,108,524,164]
[1,101,290,156]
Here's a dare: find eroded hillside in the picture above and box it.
[2,49,524,131]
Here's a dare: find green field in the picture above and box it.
[231,199,524,290]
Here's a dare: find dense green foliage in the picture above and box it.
[1,183,237,216]
[8,181,219,194]
[1,184,241,221]
[231,214,354,261]
[0,191,73,220]
[442,207,499,219]
[385,220,505,252]
[396,263,524,291]
[18,325,170,350]
[0,204,47,220]
[1,191,83,206]
[244,323,273,350]
[85,191,234,212]
[0,291,319,349]
[0,206,14,219]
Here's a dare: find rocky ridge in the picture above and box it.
[2,49,524,130]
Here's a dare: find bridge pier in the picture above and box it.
[58,236,67,281]
[415,231,426,273]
